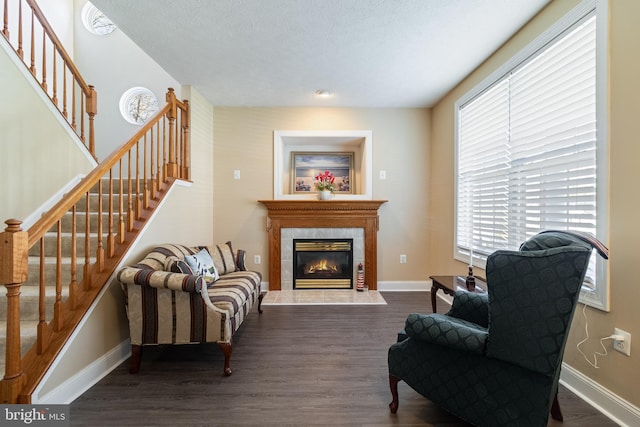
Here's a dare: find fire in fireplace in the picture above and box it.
[293,239,353,289]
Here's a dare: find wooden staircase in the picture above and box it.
[0,179,134,375]
[1,0,192,404]
[0,91,190,402]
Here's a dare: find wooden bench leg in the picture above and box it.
[218,342,233,376]
[130,344,142,374]
[258,291,266,313]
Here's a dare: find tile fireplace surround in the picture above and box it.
[258,200,387,290]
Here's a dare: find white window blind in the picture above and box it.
[456,2,607,310]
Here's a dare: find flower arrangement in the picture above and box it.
[314,170,336,192]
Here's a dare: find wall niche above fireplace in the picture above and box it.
[273,130,373,200]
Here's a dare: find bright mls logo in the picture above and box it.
[1,405,69,426]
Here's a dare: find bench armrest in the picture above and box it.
[117,266,205,293]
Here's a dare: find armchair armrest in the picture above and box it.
[447,291,489,328]
[117,266,205,293]
[404,313,488,355]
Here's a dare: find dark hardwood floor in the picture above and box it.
[70,292,618,426]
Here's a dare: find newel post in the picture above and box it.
[165,88,179,178]
[0,219,28,403]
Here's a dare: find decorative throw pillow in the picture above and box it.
[184,248,219,283]
[164,256,195,275]
[236,249,247,271]
[207,241,237,275]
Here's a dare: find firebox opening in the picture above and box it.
[293,239,353,289]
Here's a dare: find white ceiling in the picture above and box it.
[90,0,550,108]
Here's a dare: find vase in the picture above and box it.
[317,189,334,200]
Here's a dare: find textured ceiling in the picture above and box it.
[90,0,550,108]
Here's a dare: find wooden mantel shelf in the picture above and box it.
[258,200,387,290]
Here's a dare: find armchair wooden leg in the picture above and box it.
[551,390,563,421]
[389,374,401,414]
[130,344,142,374]
[218,342,233,376]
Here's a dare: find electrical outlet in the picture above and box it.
[613,328,631,356]
[400,254,407,264]
[254,255,261,265]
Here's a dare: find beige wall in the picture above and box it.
[0,41,95,223]
[430,0,640,406]
[213,107,431,286]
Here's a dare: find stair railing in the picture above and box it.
[0,88,189,404]
[2,0,97,158]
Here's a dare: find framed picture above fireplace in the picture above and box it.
[291,152,354,194]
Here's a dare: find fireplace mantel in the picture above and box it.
[258,200,387,290]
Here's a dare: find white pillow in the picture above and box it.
[184,248,219,283]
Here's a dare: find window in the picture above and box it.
[81,2,117,35]
[455,0,608,310]
[119,87,159,125]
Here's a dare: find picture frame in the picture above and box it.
[291,152,354,194]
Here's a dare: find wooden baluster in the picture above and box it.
[118,159,125,243]
[150,125,157,200]
[96,177,104,272]
[29,9,35,75]
[127,152,134,231]
[143,134,149,209]
[53,220,63,331]
[68,205,78,309]
[51,45,57,105]
[17,0,23,58]
[40,30,46,92]
[83,192,91,290]
[107,169,115,257]
[36,237,50,354]
[0,219,28,404]
[161,116,167,184]
[165,88,178,177]
[62,66,67,118]
[71,81,76,130]
[2,0,8,38]
[135,142,141,220]
[182,100,191,180]
[80,90,85,143]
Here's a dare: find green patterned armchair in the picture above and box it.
[388,231,608,426]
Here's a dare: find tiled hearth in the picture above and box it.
[262,289,387,305]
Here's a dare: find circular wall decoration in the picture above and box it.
[82,2,117,35]
[119,87,159,125]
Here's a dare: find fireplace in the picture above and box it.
[293,239,353,289]
[258,200,387,290]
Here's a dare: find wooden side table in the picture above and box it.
[429,275,487,313]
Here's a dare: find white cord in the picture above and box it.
[576,303,620,368]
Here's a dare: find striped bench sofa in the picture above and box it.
[117,242,264,376]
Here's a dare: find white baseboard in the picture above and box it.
[377,281,430,291]
[34,340,130,404]
[262,281,431,292]
[560,363,640,427]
